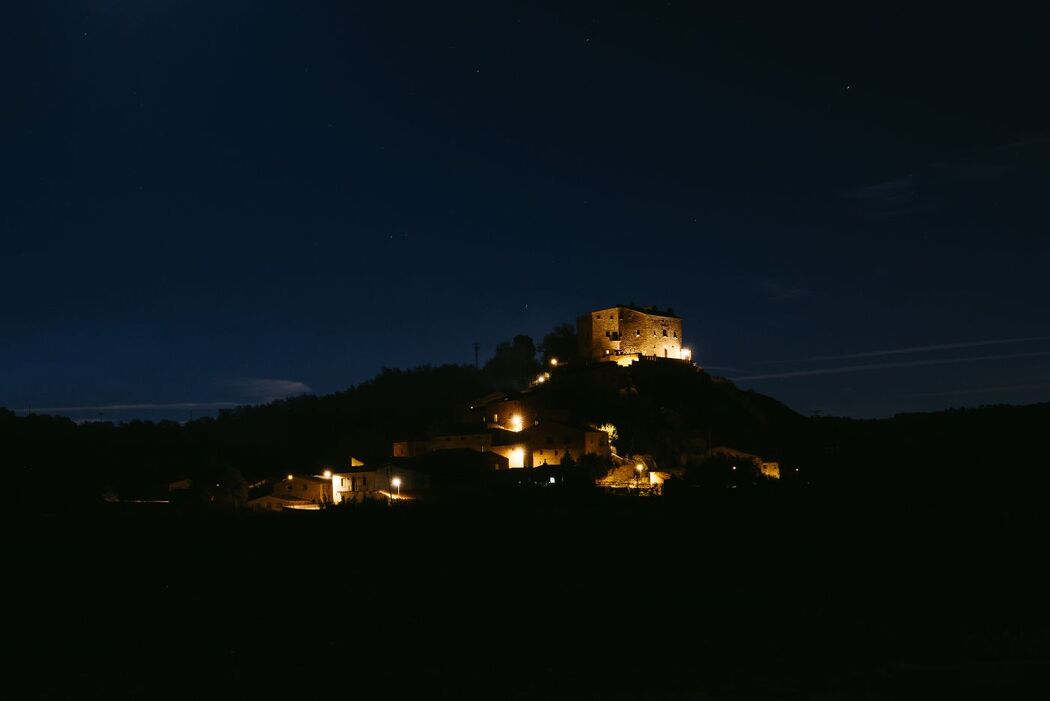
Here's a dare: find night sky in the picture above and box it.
[3,2,1048,421]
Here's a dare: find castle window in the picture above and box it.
[662,329,668,337]
[636,330,640,336]
[609,314,613,319]
[673,332,677,338]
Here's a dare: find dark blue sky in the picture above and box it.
[3,1,1048,421]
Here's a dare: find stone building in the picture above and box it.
[273,474,333,505]
[330,465,430,504]
[577,305,688,363]
[392,421,610,469]
[520,421,610,467]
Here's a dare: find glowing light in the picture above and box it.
[550,358,558,367]
[682,348,692,360]
[549,476,556,484]
[391,477,401,488]
[287,474,293,481]
[323,469,332,479]
[636,464,645,473]
[509,447,525,468]
[510,414,523,432]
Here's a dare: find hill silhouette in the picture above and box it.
[3,357,1049,519]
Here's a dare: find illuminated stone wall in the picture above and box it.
[524,423,611,467]
[577,306,685,361]
[275,476,332,504]
[475,398,531,431]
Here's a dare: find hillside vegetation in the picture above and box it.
[3,357,1048,519]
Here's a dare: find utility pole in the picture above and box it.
[473,341,480,368]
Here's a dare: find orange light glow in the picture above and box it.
[510,414,523,432]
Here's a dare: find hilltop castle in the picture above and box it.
[577,304,689,365]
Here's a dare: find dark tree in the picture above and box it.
[484,335,540,390]
[539,323,582,366]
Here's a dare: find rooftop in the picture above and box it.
[588,304,680,319]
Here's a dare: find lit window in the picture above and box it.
[549,477,556,484]
[636,330,640,337]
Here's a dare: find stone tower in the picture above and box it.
[577,305,687,362]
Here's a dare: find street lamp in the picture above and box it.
[391,476,401,497]
[635,463,645,490]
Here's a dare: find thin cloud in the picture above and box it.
[842,135,1049,215]
[34,378,314,416]
[767,337,1050,364]
[732,351,1050,382]
[909,382,1050,398]
[35,401,241,413]
[756,277,810,302]
[226,378,313,401]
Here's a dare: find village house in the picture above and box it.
[330,464,430,504]
[270,474,333,505]
[393,419,609,469]
[246,493,319,512]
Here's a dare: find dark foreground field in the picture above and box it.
[10,495,1050,699]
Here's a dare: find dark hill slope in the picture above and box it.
[534,360,806,464]
[4,362,1050,518]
